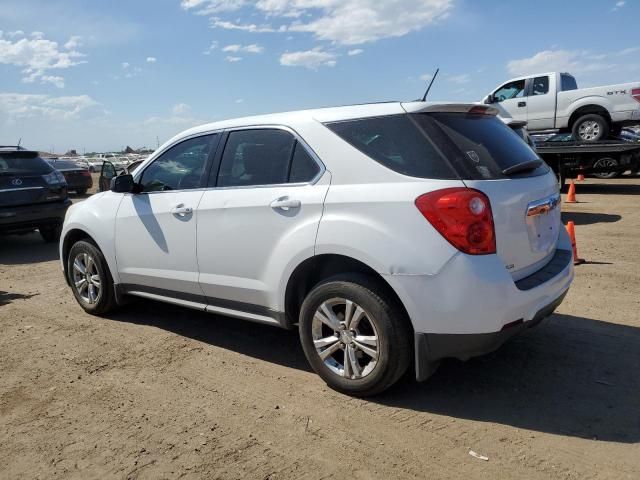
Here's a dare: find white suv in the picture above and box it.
[60,101,574,396]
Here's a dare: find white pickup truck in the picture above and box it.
[483,72,640,141]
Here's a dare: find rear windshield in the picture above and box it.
[0,152,52,175]
[326,113,547,180]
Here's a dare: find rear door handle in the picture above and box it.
[518,101,527,108]
[171,203,193,217]
[270,197,301,211]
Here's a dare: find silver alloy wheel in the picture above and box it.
[311,298,379,379]
[72,252,101,304]
[578,120,601,141]
[592,157,619,178]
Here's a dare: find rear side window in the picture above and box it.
[325,115,457,179]
[561,74,578,91]
[413,113,547,179]
[216,129,319,187]
[0,153,52,175]
[532,76,549,96]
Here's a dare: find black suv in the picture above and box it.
[0,146,71,242]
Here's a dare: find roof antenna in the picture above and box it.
[421,68,439,102]
[17,137,22,148]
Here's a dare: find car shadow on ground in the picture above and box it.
[561,211,622,225]
[109,301,639,443]
[0,232,59,265]
[0,290,38,306]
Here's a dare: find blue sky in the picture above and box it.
[1,0,638,153]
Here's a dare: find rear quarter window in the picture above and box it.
[325,115,457,179]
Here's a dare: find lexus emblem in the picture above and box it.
[11,178,23,186]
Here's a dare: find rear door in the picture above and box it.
[196,127,329,313]
[412,112,560,280]
[526,75,556,130]
[492,78,528,123]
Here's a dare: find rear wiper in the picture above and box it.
[502,159,543,175]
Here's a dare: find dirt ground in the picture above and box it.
[1,177,639,479]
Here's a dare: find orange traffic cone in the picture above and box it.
[566,221,585,265]
[566,180,577,203]
[577,173,585,181]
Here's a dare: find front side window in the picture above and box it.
[216,129,296,187]
[140,134,217,192]
[532,76,549,96]
[494,80,526,102]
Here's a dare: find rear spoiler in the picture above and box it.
[402,102,499,116]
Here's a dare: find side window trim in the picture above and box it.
[208,125,326,189]
[134,131,222,193]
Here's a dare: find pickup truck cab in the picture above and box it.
[483,72,640,141]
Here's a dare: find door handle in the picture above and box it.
[171,203,193,217]
[270,197,301,211]
[518,101,527,108]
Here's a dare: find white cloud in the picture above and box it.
[7,30,25,38]
[0,33,86,87]
[172,103,191,115]
[280,48,337,69]
[507,50,614,77]
[235,98,244,103]
[347,48,363,56]
[40,75,65,88]
[612,0,625,11]
[121,62,130,69]
[0,93,98,120]
[64,35,82,50]
[185,1,452,45]
[222,43,264,53]
[419,73,432,81]
[203,41,219,55]
[146,56,157,63]
[210,18,282,32]
[225,55,243,62]
[618,46,640,56]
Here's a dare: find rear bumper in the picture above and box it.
[414,290,567,381]
[64,176,93,191]
[0,199,71,233]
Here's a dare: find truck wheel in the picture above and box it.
[592,157,620,179]
[298,274,412,397]
[572,114,608,142]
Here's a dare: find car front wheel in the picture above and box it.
[67,240,116,315]
[299,275,411,397]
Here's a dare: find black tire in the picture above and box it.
[76,188,88,195]
[298,274,412,397]
[572,114,608,142]
[39,225,61,243]
[591,157,620,179]
[67,240,117,315]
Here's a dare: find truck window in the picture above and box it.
[532,76,549,96]
[494,80,526,102]
[560,74,577,91]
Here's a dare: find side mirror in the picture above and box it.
[110,174,134,193]
[484,94,495,105]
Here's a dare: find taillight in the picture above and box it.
[81,170,91,177]
[632,88,640,104]
[415,188,496,255]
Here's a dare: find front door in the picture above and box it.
[492,78,528,123]
[197,128,329,314]
[115,133,219,299]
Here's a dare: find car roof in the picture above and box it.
[169,101,489,145]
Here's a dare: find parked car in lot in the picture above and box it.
[60,102,574,396]
[75,157,103,173]
[47,159,93,195]
[1,146,71,242]
[484,72,640,141]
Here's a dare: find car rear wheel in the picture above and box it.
[572,114,608,142]
[298,275,411,397]
[67,240,116,315]
[39,225,61,243]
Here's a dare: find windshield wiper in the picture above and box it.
[502,159,543,175]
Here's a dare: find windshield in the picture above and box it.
[0,152,53,175]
